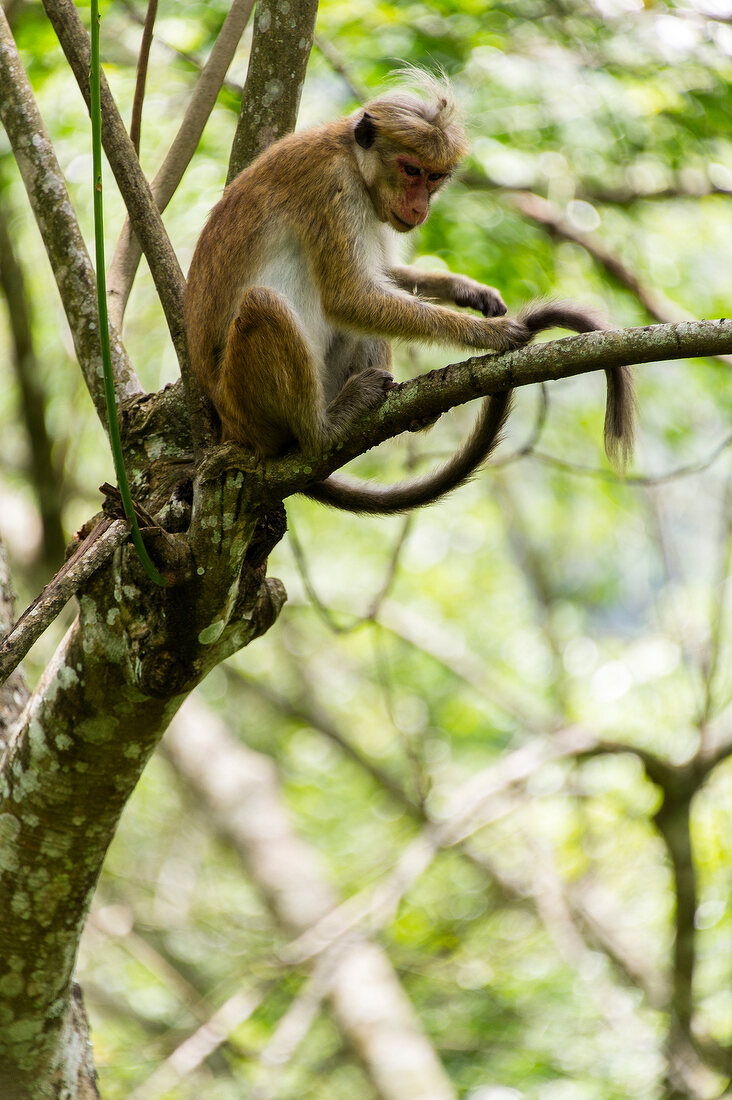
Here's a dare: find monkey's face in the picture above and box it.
[364,153,453,234]
[353,110,458,233]
[382,156,452,232]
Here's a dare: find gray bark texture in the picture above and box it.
[227,0,319,181]
[0,384,285,1095]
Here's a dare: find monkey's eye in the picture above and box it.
[402,163,422,177]
[428,171,448,182]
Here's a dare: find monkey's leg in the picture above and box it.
[219,288,391,456]
[217,287,308,454]
[324,333,392,399]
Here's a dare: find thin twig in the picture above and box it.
[287,512,413,635]
[0,518,129,686]
[503,186,732,369]
[697,472,732,738]
[366,515,413,618]
[372,624,430,807]
[287,517,351,633]
[227,662,416,810]
[120,0,243,95]
[108,0,255,329]
[41,0,210,453]
[532,429,732,485]
[313,36,368,102]
[0,8,140,422]
[129,0,158,156]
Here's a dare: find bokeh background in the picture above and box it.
[1,1,732,1097]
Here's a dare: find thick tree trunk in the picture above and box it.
[0,401,287,1094]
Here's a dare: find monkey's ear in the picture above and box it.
[354,111,377,149]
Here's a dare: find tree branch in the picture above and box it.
[108,0,255,329]
[0,7,140,421]
[0,518,128,687]
[227,0,319,182]
[505,188,732,368]
[129,0,158,157]
[41,0,211,453]
[200,318,732,505]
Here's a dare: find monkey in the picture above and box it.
[185,75,634,514]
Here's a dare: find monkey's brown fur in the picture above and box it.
[185,78,634,514]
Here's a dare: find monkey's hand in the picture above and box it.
[477,316,531,353]
[451,276,507,318]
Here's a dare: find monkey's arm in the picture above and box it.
[389,265,507,318]
[325,277,526,351]
[313,246,526,351]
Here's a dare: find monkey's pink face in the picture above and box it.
[386,156,452,233]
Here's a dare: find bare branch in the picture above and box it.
[41,0,212,452]
[0,7,140,420]
[128,987,264,1100]
[0,518,129,686]
[108,0,255,329]
[227,0,319,182]
[509,190,691,322]
[282,727,600,966]
[505,189,732,369]
[199,318,732,507]
[129,0,158,157]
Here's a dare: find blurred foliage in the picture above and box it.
[1,0,732,1097]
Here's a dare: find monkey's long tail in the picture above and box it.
[518,300,635,468]
[305,300,635,516]
[303,391,513,515]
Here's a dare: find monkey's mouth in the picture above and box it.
[389,210,416,231]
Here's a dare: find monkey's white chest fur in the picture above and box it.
[246,223,397,386]
[250,233,336,366]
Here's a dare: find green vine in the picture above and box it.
[89,0,166,587]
